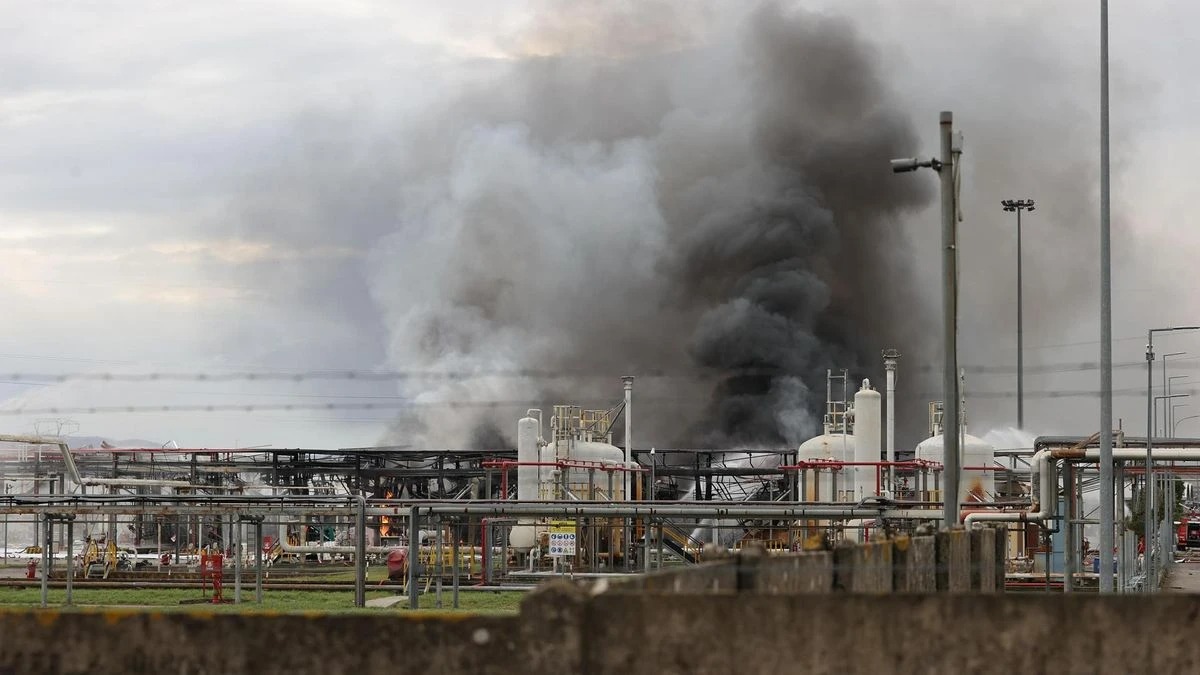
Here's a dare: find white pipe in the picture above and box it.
[0,435,83,488]
[281,542,488,555]
[964,450,1054,528]
[1088,448,1200,460]
[84,477,196,488]
[964,446,1200,529]
[280,542,392,555]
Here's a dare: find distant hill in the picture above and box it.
[65,436,163,449]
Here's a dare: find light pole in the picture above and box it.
[1145,326,1200,592]
[1175,414,1200,437]
[1099,0,1115,594]
[1171,402,1190,439]
[1001,199,1034,429]
[1167,374,1189,435]
[892,111,963,529]
[1154,394,1188,439]
[1163,352,1186,433]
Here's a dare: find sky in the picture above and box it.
[1,0,1199,449]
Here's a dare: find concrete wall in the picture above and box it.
[606,527,999,595]
[0,529,1027,674]
[6,588,1200,674]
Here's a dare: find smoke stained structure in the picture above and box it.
[241,1,936,449]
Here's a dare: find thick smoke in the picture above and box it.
[224,1,935,449]
[358,2,933,449]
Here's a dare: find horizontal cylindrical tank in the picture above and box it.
[538,440,626,500]
[914,433,997,506]
[797,433,854,503]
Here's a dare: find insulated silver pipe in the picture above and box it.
[622,376,634,502]
[964,450,1054,528]
[400,502,941,521]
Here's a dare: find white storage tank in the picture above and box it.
[538,440,626,500]
[516,414,541,501]
[853,380,882,499]
[796,433,854,502]
[510,413,542,549]
[914,433,997,506]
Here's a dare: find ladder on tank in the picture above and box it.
[824,369,851,435]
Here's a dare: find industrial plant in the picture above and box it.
[3,346,1188,608]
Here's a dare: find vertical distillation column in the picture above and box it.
[883,350,900,494]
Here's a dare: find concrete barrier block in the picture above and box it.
[834,540,892,593]
[519,581,586,671]
[755,551,833,593]
[630,561,737,593]
[893,535,936,592]
[936,528,971,592]
[970,527,997,593]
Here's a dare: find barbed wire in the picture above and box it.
[0,357,1189,384]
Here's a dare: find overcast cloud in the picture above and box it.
[1,1,1197,448]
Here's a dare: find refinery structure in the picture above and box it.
[2,349,1191,606]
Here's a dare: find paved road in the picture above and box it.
[1165,561,1200,592]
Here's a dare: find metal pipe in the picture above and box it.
[40,516,49,608]
[1064,463,1075,593]
[234,519,242,604]
[408,505,419,610]
[354,494,366,608]
[452,523,460,609]
[254,519,263,603]
[964,450,1054,528]
[435,516,443,609]
[65,518,73,607]
[385,502,939,520]
[1077,448,1200,461]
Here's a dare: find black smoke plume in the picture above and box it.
[233,1,936,449]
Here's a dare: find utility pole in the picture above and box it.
[890,112,963,529]
[939,112,961,529]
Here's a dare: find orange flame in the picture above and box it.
[380,490,395,537]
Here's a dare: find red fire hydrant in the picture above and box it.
[25,560,37,579]
[200,552,225,603]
